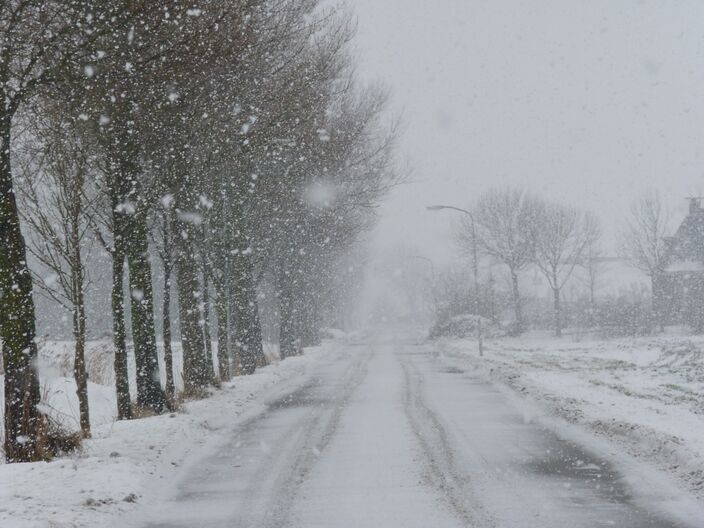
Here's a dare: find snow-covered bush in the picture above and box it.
[592,285,656,338]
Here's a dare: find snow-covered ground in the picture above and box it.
[0,339,284,439]
[0,340,330,528]
[3,330,704,527]
[437,332,704,503]
[119,328,704,527]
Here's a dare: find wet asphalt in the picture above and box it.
[130,332,702,528]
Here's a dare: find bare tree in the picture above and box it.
[16,111,93,438]
[532,201,597,337]
[471,188,537,334]
[150,204,177,398]
[0,0,103,463]
[84,175,133,421]
[0,0,398,463]
[619,192,670,328]
[578,214,605,326]
[199,222,216,382]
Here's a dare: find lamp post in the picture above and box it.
[427,204,484,356]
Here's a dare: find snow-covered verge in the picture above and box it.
[0,341,331,528]
[437,333,704,502]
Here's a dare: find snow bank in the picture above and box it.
[0,340,331,528]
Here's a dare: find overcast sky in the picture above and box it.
[352,0,704,263]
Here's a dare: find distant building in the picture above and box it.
[660,198,704,329]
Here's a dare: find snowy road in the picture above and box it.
[129,331,701,528]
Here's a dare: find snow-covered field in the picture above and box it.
[0,339,284,440]
[437,332,704,502]
[0,340,329,528]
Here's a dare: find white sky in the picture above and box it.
[352,0,704,263]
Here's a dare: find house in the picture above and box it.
[659,198,704,329]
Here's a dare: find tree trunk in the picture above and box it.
[111,248,132,420]
[232,256,265,372]
[249,290,266,367]
[125,213,166,413]
[510,268,523,335]
[588,279,596,328]
[72,290,91,438]
[71,223,90,438]
[177,247,210,392]
[553,286,562,338]
[200,255,215,380]
[227,284,240,375]
[162,263,175,398]
[0,114,43,462]
[300,298,321,348]
[214,281,231,381]
[651,273,665,332]
[298,280,320,349]
[488,277,497,324]
[107,153,133,421]
[278,270,297,359]
[160,212,175,398]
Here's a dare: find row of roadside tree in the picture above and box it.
[425,188,675,338]
[1,1,397,462]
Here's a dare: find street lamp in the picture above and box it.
[427,204,484,356]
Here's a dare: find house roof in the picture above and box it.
[668,199,704,263]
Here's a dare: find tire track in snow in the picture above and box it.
[400,348,498,528]
[255,347,372,528]
[140,346,371,528]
